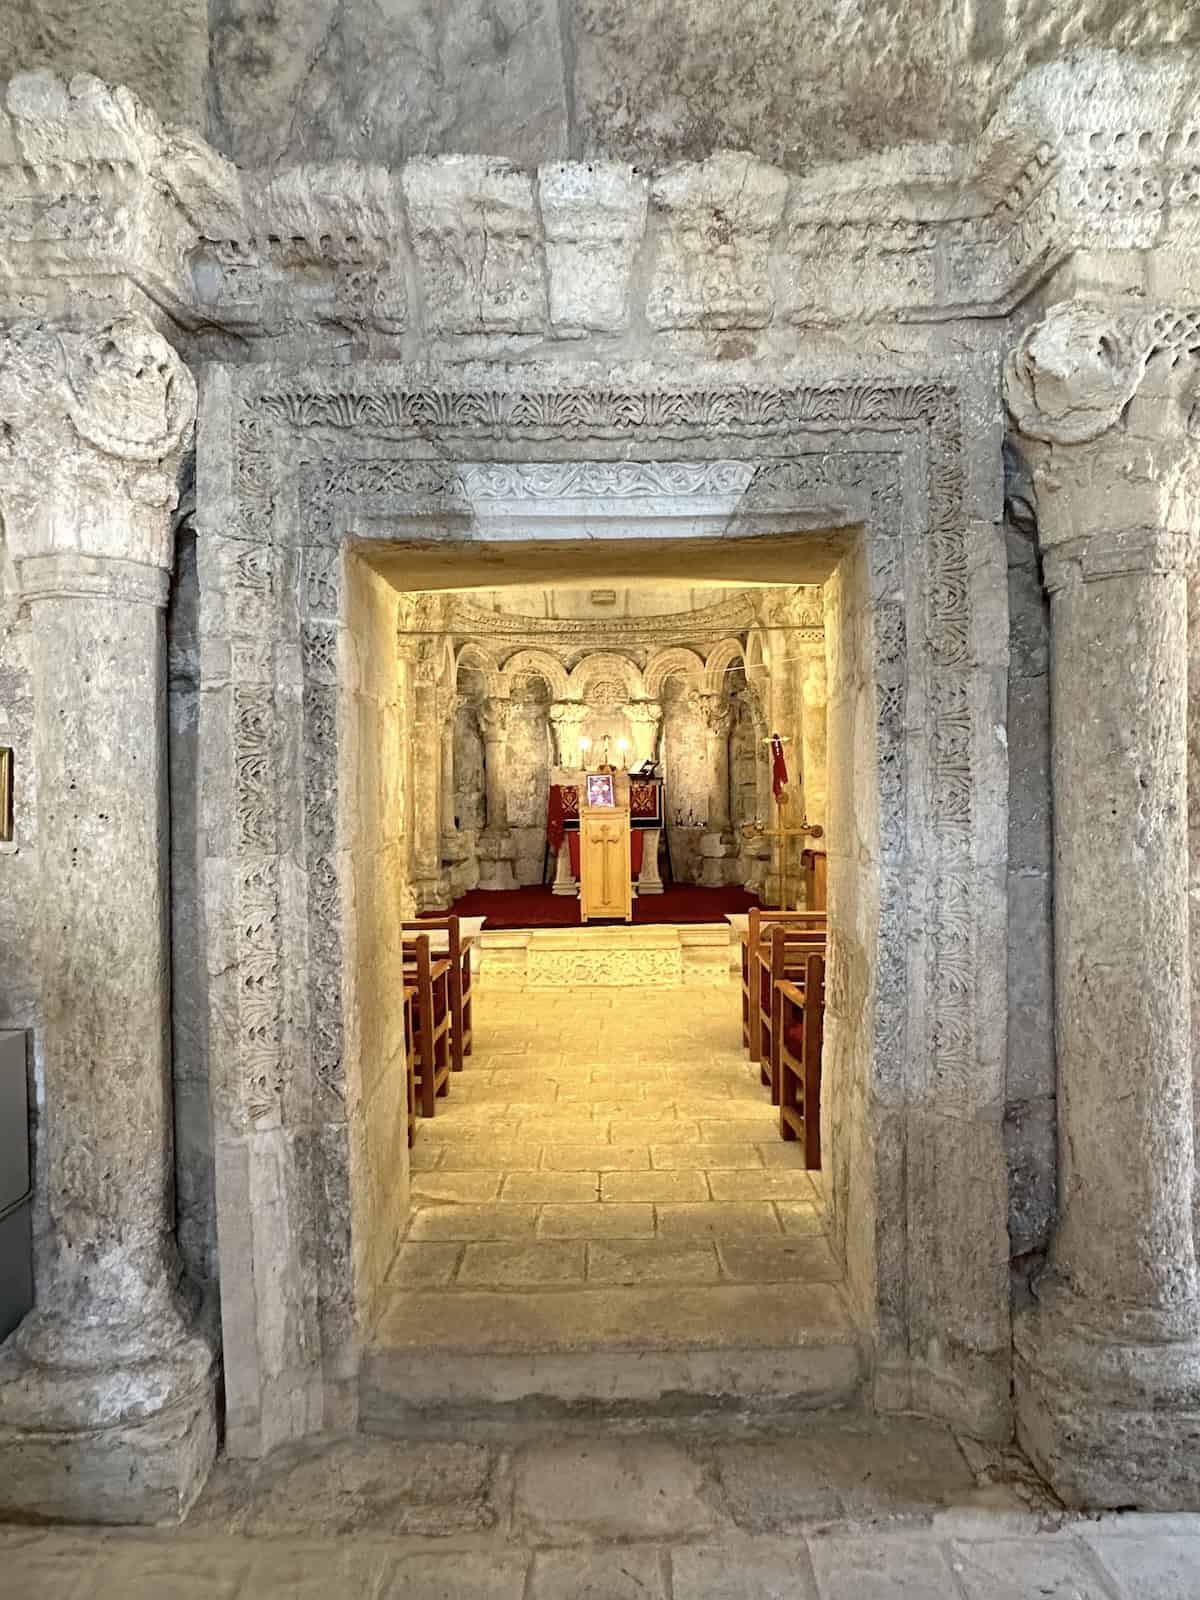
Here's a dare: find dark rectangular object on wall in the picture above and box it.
[0,1031,32,1339]
[0,1031,29,1210]
[0,1196,32,1342]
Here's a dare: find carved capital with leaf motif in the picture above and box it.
[0,313,195,600]
[1004,300,1200,581]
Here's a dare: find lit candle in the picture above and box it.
[579,736,592,766]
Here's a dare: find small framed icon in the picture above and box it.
[585,772,616,808]
[0,748,11,843]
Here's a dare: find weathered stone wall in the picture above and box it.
[342,555,410,1321]
[505,696,553,886]
[199,1,1200,172]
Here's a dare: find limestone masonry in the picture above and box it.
[0,36,1198,1524]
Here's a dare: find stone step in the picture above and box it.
[477,923,739,987]
[360,1281,866,1431]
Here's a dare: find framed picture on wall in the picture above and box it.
[585,773,616,808]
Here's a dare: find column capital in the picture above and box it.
[695,690,735,737]
[478,696,512,742]
[1004,299,1200,563]
[0,313,196,593]
[626,700,663,726]
[548,700,587,727]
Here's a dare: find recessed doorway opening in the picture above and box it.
[343,536,865,1424]
[199,370,1010,1458]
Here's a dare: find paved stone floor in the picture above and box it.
[5,1422,1199,1596]
[374,975,847,1355]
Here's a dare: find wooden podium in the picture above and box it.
[578,770,633,923]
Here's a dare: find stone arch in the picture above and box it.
[703,636,747,696]
[567,651,645,705]
[498,647,570,703]
[643,646,705,699]
[453,640,502,699]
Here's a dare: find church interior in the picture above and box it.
[9,17,1200,1570]
[375,576,835,1358]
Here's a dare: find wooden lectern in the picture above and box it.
[578,770,633,923]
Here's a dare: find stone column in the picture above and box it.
[0,317,216,1521]
[477,696,516,890]
[799,646,828,835]
[627,700,663,767]
[1006,300,1200,1508]
[698,692,734,834]
[409,650,447,911]
[548,701,587,768]
[440,692,462,840]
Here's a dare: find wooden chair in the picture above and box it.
[757,923,826,1101]
[742,908,825,1056]
[407,915,474,1072]
[403,983,417,1147]
[403,935,452,1117]
[741,908,827,1060]
[778,952,826,1167]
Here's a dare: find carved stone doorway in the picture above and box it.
[197,365,1009,1456]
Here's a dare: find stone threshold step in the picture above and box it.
[478,923,739,986]
[361,1282,865,1428]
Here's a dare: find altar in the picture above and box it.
[547,768,665,905]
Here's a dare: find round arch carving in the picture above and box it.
[643,646,706,699]
[454,640,502,698]
[566,651,645,703]
[702,636,748,695]
[498,647,570,703]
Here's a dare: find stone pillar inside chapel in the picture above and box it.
[0,316,217,1519]
[1006,295,1200,1507]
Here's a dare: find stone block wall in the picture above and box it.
[342,554,410,1321]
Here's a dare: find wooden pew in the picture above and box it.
[402,935,452,1117]
[403,983,417,1147]
[757,923,826,1101]
[777,952,826,1167]
[407,915,475,1073]
[741,908,826,1056]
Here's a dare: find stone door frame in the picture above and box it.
[196,361,1009,1456]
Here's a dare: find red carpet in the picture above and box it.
[445,883,760,931]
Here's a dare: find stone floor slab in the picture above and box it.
[528,1545,669,1599]
[407,1204,538,1242]
[586,1239,721,1285]
[379,1550,529,1599]
[708,1170,819,1202]
[514,1438,714,1541]
[457,1242,586,1289]
[671,1538,820,1599]
[500,1171,601,1203]
[1085,1532,1200,1599]
[807,1537,966,1598]
[541,1142,650,1170]
[717,1238,842,1284]
[655,1202,783,1239]
[950,1538,1117,1599]
[601,1170,710,1203]
[537,1203,655,1238]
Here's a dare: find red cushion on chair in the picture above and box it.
[783,1022,807,1056]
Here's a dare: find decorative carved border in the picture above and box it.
[221,374,976,1395]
